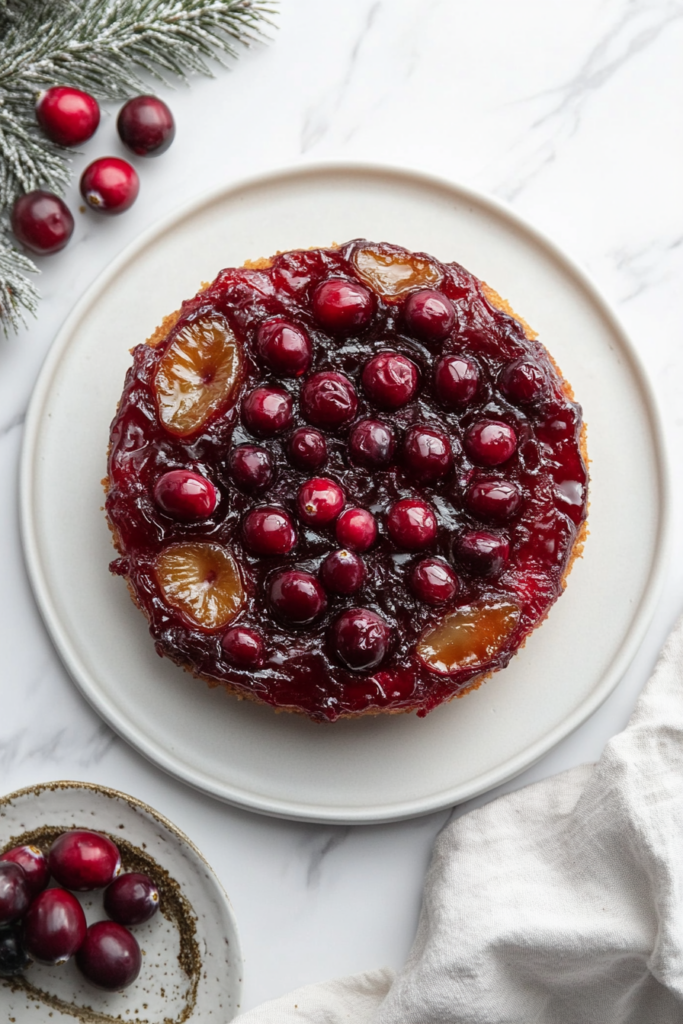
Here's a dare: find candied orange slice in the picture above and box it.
[353,246,441,298]
[155,317,242,436]
[155,542,244,630]
[417,601,520,675]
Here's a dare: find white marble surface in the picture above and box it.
[2,0,683,1013]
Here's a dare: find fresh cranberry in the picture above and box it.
[228,445,274,493]
[301,372,358,429]
[0,845,49,896]
[242,507,297,556]
[222,626,263,667]
[36,86,100,146]
[269,571,327,625]
[403,289,455,342]
[410,558,458,605]
[331,608,391,671]
[117,95,175,157]
[387,499,437,550]
[456,531,510,575]
[312,278,374,332]
[434,354,479,407]
[465,479,521,521]
[104,873,159,926]
[256,319,312,377]
[23,889,86,965]
[348,419,396,467]
[48,831,121,892]
[0,863,31,926]
[402,425,453,482]
[80,157,139,215]
[288,427,327,469]
[76,921,141,991]
[464,420,518,466]
[0,923,32,977]
[153,469,217,520]
[242,387,293,436]
[320,549,365,594]
[11,191,74,255]
[335,508,377,551]
[500,357,547,404]
[297,477,345,526]
[362,353,418,410]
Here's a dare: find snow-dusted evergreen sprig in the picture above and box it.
[0,0,275,335]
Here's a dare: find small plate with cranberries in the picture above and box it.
[0,782,242,1021]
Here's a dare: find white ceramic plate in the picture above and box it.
[21,164,669,824]
[0,781,242,1022]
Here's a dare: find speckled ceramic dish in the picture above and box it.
[0,781,242,1022]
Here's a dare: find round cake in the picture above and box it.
[105,240,588,722]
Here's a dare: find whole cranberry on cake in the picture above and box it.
[105,240,588,722]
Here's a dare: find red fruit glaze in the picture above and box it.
[404,289,455,342]
[434,354,479,407]
[11,191,74,255]
[222,626,264,667]
[0,846,49,896]
[332,608,391,671]
[242,507,296,555]
[361,353,418,410]
[76,921,141,990]
[0,863,31,925]
[104,872,159,926]
[500,357,547,405]
[288,427,327,469]
[256,319,312,377]
[117,95,175,157]
[410,558,458,605]
[269,571,327,624]
[320,549,365,594]
[23,889,87,965]
[465,420,518,466]
[456,531,510,576]
[48,831,121,892]
[348,419,395,467]
[36,87,100,146]
[300,372,358,429]
[297,477,345,526]
[154,470,217,520]
[402,425,453,482]
[228,445,274,493]
[80,158,139,215]
[465,479,521,521]
[335,507,377,552]
[312,278,374,332]
[242,387,293,436]
[387,499,437,551]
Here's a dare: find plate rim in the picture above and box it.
[20,160,672,823]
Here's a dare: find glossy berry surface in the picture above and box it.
[36,86,100,146]
[312,278,374,332]
[228,445,274,493]
[335,507,377,552]
[361,352,418,410]
[402,425,453,482]
[222,626,264,667]
[500,357,547,405]
[154,470,217,520]
[288,427,327,469]
[297,477,345,525]
[387,499,437,551]
[117,95,175,156]
[11,191,74,255]
[256,319,312,377]
[242,507,296,555]
[348,419,395,467]
[0,845,49,896]
[456,531,510,576]
[403,289,455,342]
[242,387,293,436]
[76,921,141,991]
[0,863,31,925]
[466,479,522,521]
[410,559,458,605]
[332,608,391,671]
[320,549,365,594]
[434,354,479,407]
[464,420,518,466]
[0,923,32,977]
[80,158,139,215]
[23,889,87,965]
[49,831,121,891]
[104,872,159,926]
[301,372,358,428]
[269,571,327,625]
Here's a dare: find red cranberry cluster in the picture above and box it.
[11,88,175,255]
[0,831,159,991]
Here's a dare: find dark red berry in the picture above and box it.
[0,923,32,977]
[36,87,100,146]
[320,550,365,594]
[117,95,175,157]
[11,191,74,255]
[500,357,547,405]
[0,846,49,896]
[288,427,327,469]
[228,445,274,493]
[312,278,374,332]
[410,559,458,605]
[48,831,121,892]
[242,387,293,436]
[242,507,297,556]
[464,420,517,466]
[402,425,453,482]
[362,353,418,410]
[256,319,312,377]
[456,531,510,575]
[434,354,479,407]
[335,508,377,552]
[0,863,31,926]
[104,873,159,926]
[301,372,358,429]
[222,626,264,667]
[23,889,86,965]
[153,469,217,520]
[465,479,521,521]
[297,477,345,526]
[387,499,437,550]
[80,157,139,215]
[403,289,455,342]
[331,608,391,671]
[76,921,141,991]
[269,571,327,625]
[348,419,395,468]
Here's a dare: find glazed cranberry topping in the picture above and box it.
[242,387,293,436]
[387,499,437,551]
[256,319,312,377]
[104,873,159,927]
[49,831,121,891]
[312,278,374,332]
[0,846,49,896]
[229,445,274,493]
[466,479,522,521]
[242,507,296,555]
[222,626,264,666]
[335,507,377,552]
[301,371,358,428]
[269,571,327,624]
[410,559,458,605]
[76,921,141,991]
[500,357,547,404]
[464,420,518,467]
[23,889,87,965]
[154,470,217,520]
[297,477,345,525]
[348,419,395,467]
[434,354,479,407]
[332,608,391,671]
[404,289,455,342]
[320,549,365,594]
[456,531,510,575]
[288,427,327,469]
[402,425,453,482]
[0,863,31,926]
[362,352,418,410]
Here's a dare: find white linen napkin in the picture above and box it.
[237,613,683,1024]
